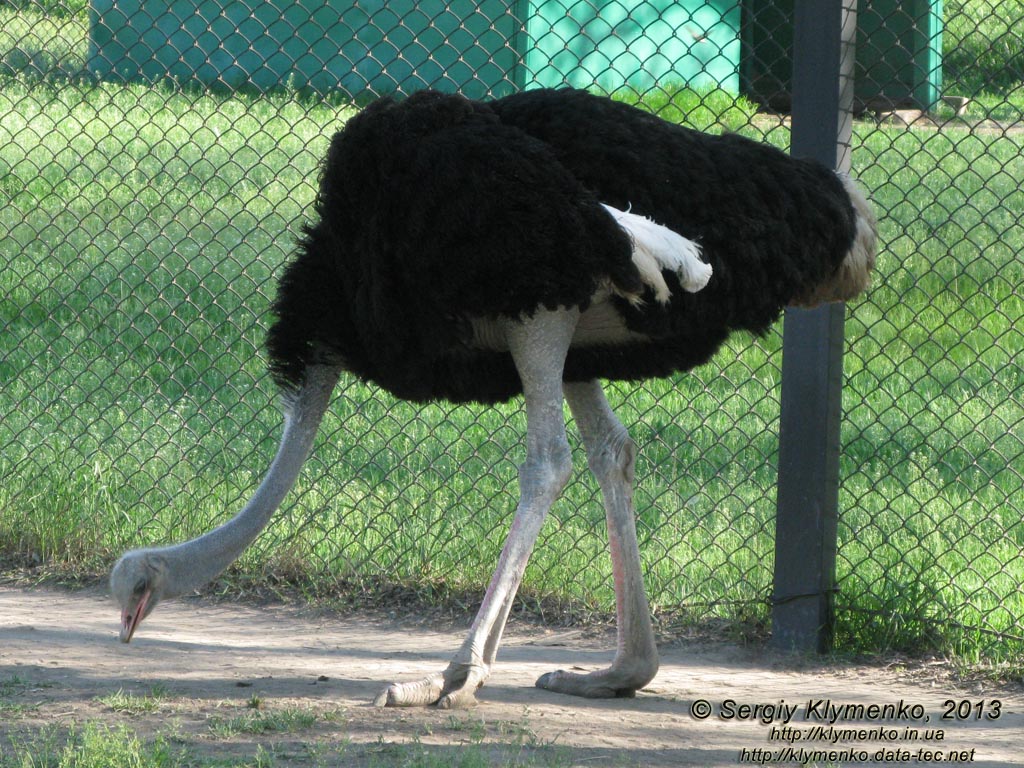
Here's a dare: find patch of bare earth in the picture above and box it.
[1,586,1021,766]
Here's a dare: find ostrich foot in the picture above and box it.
[535,660,657,699]
[373,662,490,709]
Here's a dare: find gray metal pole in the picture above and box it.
[771,0,857,653]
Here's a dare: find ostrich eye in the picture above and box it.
[133,579,147,596]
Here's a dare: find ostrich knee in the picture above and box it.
[585,424,637,489]
[519,438,573,508]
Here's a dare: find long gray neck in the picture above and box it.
[158,365,341,598]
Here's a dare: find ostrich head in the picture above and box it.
[110,549,169,642]
[108,364,341,644]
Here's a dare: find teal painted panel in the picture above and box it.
[88,0,522,97]
[521,0,741,92]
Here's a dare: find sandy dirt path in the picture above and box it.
[1,586,1021,766]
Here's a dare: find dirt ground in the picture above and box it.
[1,586,1022,767]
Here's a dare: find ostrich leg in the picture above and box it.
[376,307,579,709]
[536,379,658,697]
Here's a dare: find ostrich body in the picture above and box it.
[111,88,876,708]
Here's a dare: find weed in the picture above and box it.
[95,686,170,715]
[208,707,318,738]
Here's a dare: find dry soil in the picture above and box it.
[1,586,1021,766]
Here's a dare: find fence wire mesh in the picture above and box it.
[1,0,1021,659]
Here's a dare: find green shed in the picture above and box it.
[88,0,523,97]
[87,0,742,97]
[88,0,943,108]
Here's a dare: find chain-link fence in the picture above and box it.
[1,0,1021,660]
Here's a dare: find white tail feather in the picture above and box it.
[601,203,712,304]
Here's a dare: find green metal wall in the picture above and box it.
[520,0,741,92]
[88,0,522,97]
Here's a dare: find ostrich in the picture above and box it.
[111,88,877,709]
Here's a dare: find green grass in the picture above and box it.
[608,82,761,132]
[0,731,575,768]
[0,2,86,81]
[0,676,46,719]
[95,686,171,715]
[1,8,1023,666]
[944,0,1024,96]
[208,709,318,739]
[937,0,1024,125]
[0,706,574,767]
[3,724,187,768]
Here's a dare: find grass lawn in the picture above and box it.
[1,3,1023,670]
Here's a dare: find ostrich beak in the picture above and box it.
[119,590,150,643]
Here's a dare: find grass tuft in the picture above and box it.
[95,686,170,715]
[208,707,319,739]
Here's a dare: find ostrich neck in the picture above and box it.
[159,365,340,598]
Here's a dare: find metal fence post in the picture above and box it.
[771,0,857,653]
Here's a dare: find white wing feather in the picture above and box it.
[601,203,712,304]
